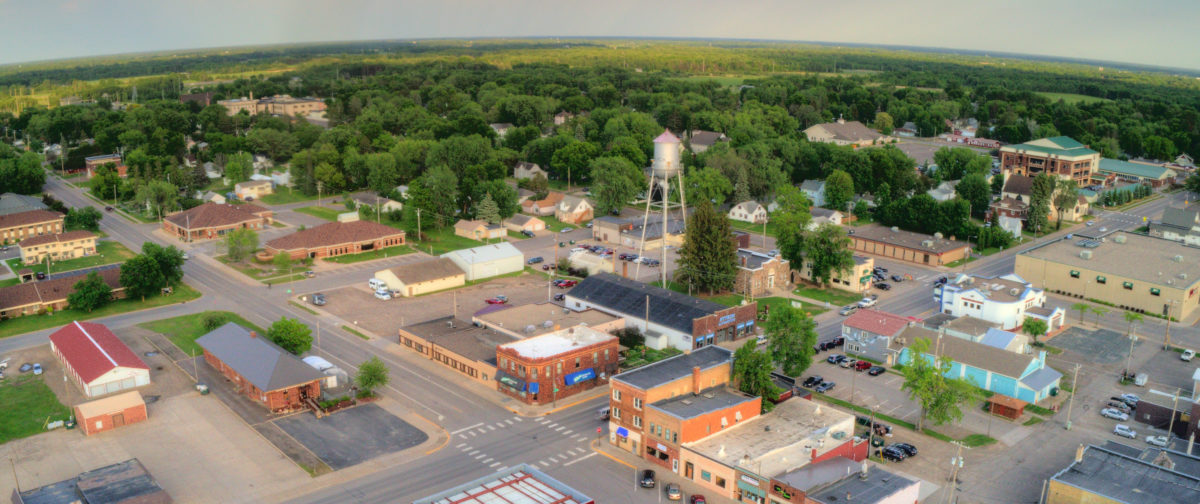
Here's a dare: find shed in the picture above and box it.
[441,242,525,281]
[987,394,1027,420]
[49,321,150,398]
[75,391,148,436]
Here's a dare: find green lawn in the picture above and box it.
[216,255,281,280]
[507,230,530,240]
[1035,92,1112,104]
[5,240,135,276]
[945,256,978,268]
[623,347,684,369]
[0,282,201,339]
[322,245,415,264]
[729,219,779,239]
[756,296,828,317]
[411,227,485,256]
[538,214,582,233]
[139,311,266,356]
[793,286,862,306]
[0,277,20,288]
[0,374,71,444]
[259,191,343,206]
[293,205,344,221]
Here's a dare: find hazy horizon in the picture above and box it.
[1,0,1198,71]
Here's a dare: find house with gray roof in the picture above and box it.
[800,180,827,207]
[0,193,48,216]
[196,323,325,413]
[1150,206,1200,246]
[895,326,1061,403]
[803,117,891,147]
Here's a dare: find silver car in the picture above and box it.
[1101,408,1130,421]
[1145,435,1168,447]
[1113,424,1136,439]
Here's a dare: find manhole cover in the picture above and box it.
[144,351,159,357]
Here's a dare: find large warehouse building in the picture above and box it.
[49,321,150,398]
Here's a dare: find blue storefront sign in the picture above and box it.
[616,426,629,437]
[719,313,737,326]
[496,370,525,391]
[564,368,596,386]
[528,382,539,394]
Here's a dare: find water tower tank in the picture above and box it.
[651,130,682,179]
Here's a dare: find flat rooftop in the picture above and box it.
[497,326,616,360]
[947,273,1033,303]
[474,303,621,337]
[1019,232,1200,289]
[650,386,756,420]
[685,398,856,477]
[807,464,916,504]
[412,464,592,504]
[402,316,518,364]
[612,345,732,391]
[1052,444,1200,504]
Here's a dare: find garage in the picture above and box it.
[49,321,151,398]
[75,390,147,436]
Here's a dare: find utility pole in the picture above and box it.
[1164,301,1176,350]
[416,208,422,242]
[1168,387,1181,440]
[317,181,323,206]
[945,442,964,504]
[1064,363,1080,430]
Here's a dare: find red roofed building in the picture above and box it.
[49,321,150,398]
[263,220,406,260]
[841,309,916,364]
[161,203,273,241]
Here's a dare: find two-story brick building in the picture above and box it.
[999,136,1099,185]
[0,209,64,245]
[643,385,761,474]
[608,346,734,456]
[494,326,619,405]
[735,249,791,297]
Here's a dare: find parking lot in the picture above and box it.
[317,271,557,337]
[273,403,428,470]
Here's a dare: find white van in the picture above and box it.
[368,278,387,291]
[374,289,392,300]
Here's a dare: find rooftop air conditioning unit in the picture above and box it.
[1180,273,1189,280]
[1174,255,1184,263]
[921,240,934,248]
[1114,235,1127,244]
[1010,288,1020,296]
[1080,251,1093,259]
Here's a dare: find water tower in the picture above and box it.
[636,130,687,284]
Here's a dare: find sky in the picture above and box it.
[1,0,1198,70]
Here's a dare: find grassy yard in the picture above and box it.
[793,286,862,306]
[0,374,71,444]
[5,240,135,276]
[507,230,530,240]
[322,245,415,264]
[0,282,202,339]
[729,219,779,239]
[538,214,583,233]
[623,347,684,369]
[216,255,283,281]
[411,227,485,256]
[705,294,828,317]
[139,310,267,356]
[293,205,344,221]
[259,191,343,206]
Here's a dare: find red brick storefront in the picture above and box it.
[264,220,406,260]
[495,326,619,405]
[203,348,320,412]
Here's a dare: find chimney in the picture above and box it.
[249,331,258,339]
[692,366,701,396]
[1074,444,1086,463]
[741,256,747,266]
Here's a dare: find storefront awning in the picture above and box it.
[495,370,525,391]
[738,481,766,497]
[616,426,629,437]
[527,382,539,394]
[564,368,596,386]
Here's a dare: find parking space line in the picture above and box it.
[468,431,477,437]
[513,417,523,422]
[555,426,565,432]
[505,419,515,425]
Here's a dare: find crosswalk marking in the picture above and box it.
[505,419,515,425]
[474,453,487,460]
[513,417,524,422]
[490,462,502,468]
[487,425,497,431]
[482,457,493,464]
[468,431,477,437]
[539,460,550,467]
[467,450,479,456]
[456,443,467,448]
[561,429,572,436]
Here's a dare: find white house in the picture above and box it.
[489,123,514,138]
[806,208,844,231]
[728,201,768,224]
[800,180,827,208]
[927,180,959,202]
[936,273,1064,334]
[513,161,547,180]
[441,242,524,281]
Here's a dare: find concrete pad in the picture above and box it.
[1053,326,1131,364]
[273,403,428,470]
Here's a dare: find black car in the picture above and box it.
[876,282,891,291]
[820,341,835,351]
[935,276,949,285]
[833,337,845,346]
[553,293,566,301]
[802,376,823,388]
[890,274,903,282]
[891,443,918,457]
[813,344,823,354]
[521,230,536,238]
[35,272,46,280]
[640,469,656,488]
[826,354,846,364]
[815,382,835,393]
[874,267,888,274]
[868,366,886,376]
[881,447,907,462]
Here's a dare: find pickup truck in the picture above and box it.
[857,297,878,308]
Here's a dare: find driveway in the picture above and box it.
[273,403,428,470]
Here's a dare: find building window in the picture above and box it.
[633,416,642,428]
[664,427,670,439]
[613,407,621,420]
[715,476,726,488]
[575,357,581,368]
[613,389,621,401]
[673,432,678,443]
[530,368,537,380]
[604,349,609,361]
[1069,270,1080,278]
[701,470,711,482]
[593,351,598,363]
[556,362,562,375]
[634,397,642,410]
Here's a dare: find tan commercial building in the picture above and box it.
[454,219,505,240]
[473,302,624,339]
[264,220,405,260]
[234,180,273,200]
[217,94,326,117]
[19,230,97,265]
[397,316,516,385]
[793,254,874,293]
[1000,136,1100,185]
[1015,232,1200,320]
[848,224,969,267]
[373,257,465,297]
[0,209,64,245]
[162,203,273,241]
[803,117,892,147]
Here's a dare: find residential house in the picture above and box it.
[591,215,685,251]
[555,195,594,225]
[847,224,969,267]
[687,130,727,153]
[1149,206,1200,246]
[19,230,97,265]
[806,208,844,231]
[234,180,273,200]
[728,201,768,224]
[521,191,564,217]
[735,249,790,297]
[895,326,1062,403]
[841,309,914,364]
[50,321,150,398]
[1000,173,1089,222]
[793,254,874,293]
[565,273,757,351]
[441,242,524,281]
[937,273,1064,333]
[927,179,960,202]
[1000,136,1100,185]
[264,220,406,260]
[489,122,514,138]
[199,191,226,204]
[454,219,506,241]
[84,154,127,178]
[553,111,575,125]
[0,267,124,318]
[162,203,272,241]
[894,122,919,137]
[373,257,465,297]
[495,325,620,405]
[350,192,402,213]
[0,192,48,216]
[803,117,892,147]
[0,209,64,245]
[504,214,546,233]
[513,161,547,180]
[196,323,325,413]
[1175,153,1195,167]
[800,180,827,207]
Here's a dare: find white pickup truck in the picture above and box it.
[857,297,878,308]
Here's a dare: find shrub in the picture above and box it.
[202,312,230,331]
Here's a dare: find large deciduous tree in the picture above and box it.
[732,340,782,413]
[685,165,733,207]
[933,147,990,180]
[900,337,985,430]
[68,271,112,312]
[823,169,854,211]
[589,156,643,215]
[954,174,991,218]
[404,165,459,230]
[268,317,313,355]
[765,304,818,377]
[1052,179,1080,229]
[119,254,166,302]
[223,228,259,262]
[142,242,185,285]
[676,201,738,294]
[355,356,390,397]
[772,185,813,268]
[803,223,856,287]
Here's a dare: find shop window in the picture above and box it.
[701,470,711,482]
[715,476,726,488]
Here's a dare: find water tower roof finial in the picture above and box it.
[654,130,680,144]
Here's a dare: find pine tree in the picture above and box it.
[676,200,738,294]
[475,193,501,225]
[733,167,752,204]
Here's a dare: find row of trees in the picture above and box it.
[69,242,185,311]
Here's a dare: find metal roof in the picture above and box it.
[195,323,325,392]
[807,463,917,504]
[1098,158,1172,179]
[412,464,593,504]
[649,386,755,420]
[441,242,523,265]
[1051,444,1200,504]
[566,273,727,334]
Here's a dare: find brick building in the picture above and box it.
[999,136,1099,185]
[608,346,734,456]
[494,325,619,405]
[735,249,791,297]
[195,323,324,413]
[473,302,623,339]
[0,209,64,245]
[84,154,127,178]
[847,224,969,267]
[264,220,405,260]
[162,203,272,241]
[75,391,148,436]
[566,273,758,352]
[397,316,516,386]
[217,94,326,117]
[0,266,124,318]
[643,384,761,473]
[19,230,97,265]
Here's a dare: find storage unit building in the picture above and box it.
[49,321,150,398]
[441,242,525,281]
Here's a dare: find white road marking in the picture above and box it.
[451,423,484,435]
[547,422,559,428]
[490,462,502,468]
[476,428,488,435]
[555,426,565,432]
[458,434,468,440]
[539,460,550,467]
[513,417,524,422]
[487,424,497,431]
[456,443,467,448]
[474,453,487,460]
[467,450,479,456]
[563,452,598,467]
[482,457,493,464]
[505,419,515,425]
[562,429,573,436]
[468,431,477,437]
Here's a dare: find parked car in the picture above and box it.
[485,296,508,304]
[527,256,544,264]
[802,376,823,388]
[833,336,845,346]
[104,206,113,212]
[1099,227,1107,232]
[876,282,892,291]
[542,264,554,271]
[857,297,878,308]
[558,280,578,288]
[935,276,949,285]
[890,274,903,282]
[1113,424,1137,439]
[1106,401,1131,413]
[868,366,886,376]
[874,267,888,274]
[181,253,190,260]
[32,363,42,375]
[1182,349,1195,362]
[640,469,656,488]
[310,293,327,306]
[881,447,907,462]
[374,289,392,301]
[1146,435,1169,447]
[305,270,315,278]
[666,483,682,501]
[561,227,573,233]
[839,358,858,369]
[521,230,535,237]
[892,443,918,457]
[553,293,566,301]
[820,341,836,351]
[826,354,846,364]
[18,363,32,373]
[854,360,873,371]
[1120,393,1141,405]
[815,382,835,393]
[1086,221,1095,227]
[839,305,858,316]
[35,272,46,280]
[1101,408,1130,421]
[689,496,707,504]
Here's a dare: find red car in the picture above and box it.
[485,295,509,305]
[690,496,707,504]
[558,280,578,288]
[854,360,873,371]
